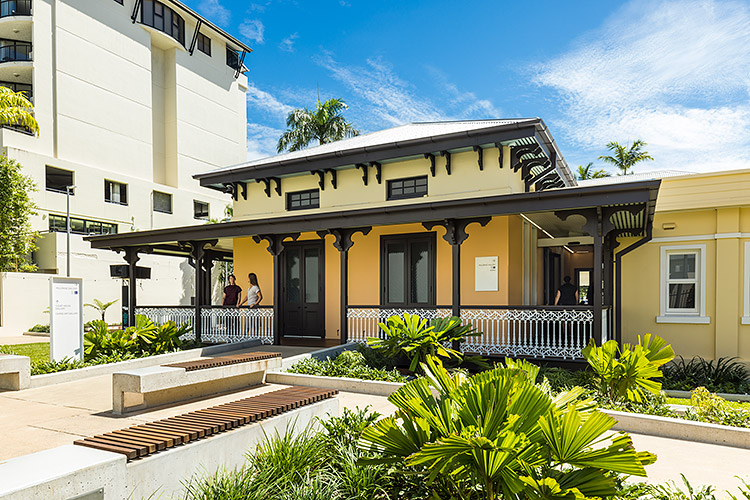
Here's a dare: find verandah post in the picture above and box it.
[592,215,603,345]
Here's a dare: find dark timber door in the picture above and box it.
[281,241,325,337]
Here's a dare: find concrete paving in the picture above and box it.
[0,346,748,496]
[0,335,49,346]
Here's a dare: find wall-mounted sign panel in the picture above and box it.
[50,277,84,362]
[475,256,499,292]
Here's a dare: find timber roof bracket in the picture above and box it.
[424,153,436,177]
[312,170,326,190]
[422,217,491,246]
[369,161,382,184]
[473,145,483,171]
[259,178,272,197]
[324,169,337,189]
[272,177,282,196]
[440,151,451,175]
[355,163,368,186]
[494,142,503,168]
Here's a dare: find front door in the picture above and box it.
[281,241,325,337]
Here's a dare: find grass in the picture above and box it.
[0,342,50,364]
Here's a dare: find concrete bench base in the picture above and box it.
[0,355,31,391]
[112,356,281,414]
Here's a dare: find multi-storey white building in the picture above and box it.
[0,0,250,335]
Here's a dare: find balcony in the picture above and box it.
[0,38,29,62]
[0,0,31,18]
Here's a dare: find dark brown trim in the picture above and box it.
[380,232,437,308]
[87,181,660,250]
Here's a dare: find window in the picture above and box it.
[45,166,74,194]
[193,200,209,220]
[286,189,319,211]
[49,215,117,235]
[141,0,185,46]
[104,180,128,205]
[226,47,241,70]
[0,81,32,102]
[197,32,211,56]
[387,176,428,200]
[380,233,436,307]
[153,191,172,214]
[658,245,709,323]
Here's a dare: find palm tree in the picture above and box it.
[0,87,38,134]
[576,162,611,180]
[277,98,359,153]
[85,299,118,322]
[598,140,654,176]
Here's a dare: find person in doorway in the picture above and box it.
[554,276,579,305]
[222,274,242,307]
[239,273,263,308]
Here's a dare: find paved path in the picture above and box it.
[0,347,748,496]
[0,335,50,346]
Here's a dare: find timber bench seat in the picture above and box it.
[0,354,30,390]
[77,386,338,461]
[112,351,282,414]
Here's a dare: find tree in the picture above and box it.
[277,98,359,153]
[0,155,38,272]
[0,86,39,134]
[598,140,654,176]
[576,162,611,180]
[85,299,119,322]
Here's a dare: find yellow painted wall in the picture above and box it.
[231,146,523,221]
[620,170,750,362]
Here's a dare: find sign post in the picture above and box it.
[49,277,84,361]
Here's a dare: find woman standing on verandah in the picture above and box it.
[239,273,263,308]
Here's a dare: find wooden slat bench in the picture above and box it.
[112,351,282,414]
[76,386,337,461]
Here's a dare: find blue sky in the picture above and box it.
[185,0,750,174]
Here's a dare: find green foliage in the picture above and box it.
[0,342,50,365]
[358,356,655,500]
[277,98,359,152]
[84,298,118,322]
[27,324,50,333]
[287,350,408,382]
[647,474,718,500]
[577,162,611,180]
[369,313,482,373]
[83,316,188,361]
[318,406,382,449]
[0,154,38,272]
[598,140,654,176]
[249,423,329,484]
[663,356,750,394]
[685,387,750,429]
[31,356,89,375]
[582,333,674,404]
[0,86,38,134]
[539,366,597,391]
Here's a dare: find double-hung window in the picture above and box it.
[153,191,172,214]
[104,180,127,205]
[380,233,436,307]
[658,245,709,323]
[197,32,211,56]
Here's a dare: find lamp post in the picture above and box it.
[65,184,76,277]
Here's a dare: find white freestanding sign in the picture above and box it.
[475,256,499,292]
[50,277,84,361]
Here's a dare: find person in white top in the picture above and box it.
[239,272,263,308]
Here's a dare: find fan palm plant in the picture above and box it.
[277,98,359,152]
[598,140,654,176]
[359,357,656,500]
[84,298,118,322]
[0,87,38,134]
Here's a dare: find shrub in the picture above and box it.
[582,333,674,404]
[663,356,750,395]
[27,324,50,333]
[287,351,408,383]
[359,356,656,500]
[539,366,597,391]
[249,423,328,485]
[685,387,750,429]
[83,315,190,361]
[318,406,381,449]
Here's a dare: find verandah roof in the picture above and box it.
[86,180,660,257]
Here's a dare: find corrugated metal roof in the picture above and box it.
[577,170,689,186]
[202,119,538,175]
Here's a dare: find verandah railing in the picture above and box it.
[134,306,274,344]
[346,305,602,360]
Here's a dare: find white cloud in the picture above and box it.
[247,123,283,160]
[239,19,265,44]
[534,0,750,173]
[279,33,299,53]
[316,53,501,129]
[197,0,230,27]
[246,83,294,119]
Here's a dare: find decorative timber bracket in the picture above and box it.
[253,233,300,256]
[258,178,281,197]
[554,208,599,238]
[602,205,645,237]
[312,170,326,190]
[494,142,503,168]
[424,153,436,177]
[355,163,368,186]
[325,168,338,189]
[422,217,491,246]
[317,227,372,252]
[440,151,452,175]
[473,145,484,171]
[369,161,382,184]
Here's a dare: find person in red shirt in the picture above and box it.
[222,274,242,307]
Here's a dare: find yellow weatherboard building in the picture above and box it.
[86,119,749,365]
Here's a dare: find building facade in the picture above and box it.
[0,0,250,335]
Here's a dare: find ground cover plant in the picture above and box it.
[287,349,408,383]
[662,356,750,395]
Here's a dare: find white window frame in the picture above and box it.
[657,244,710,324]
[743,242,750,325]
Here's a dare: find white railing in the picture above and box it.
[460,307,594,359]
[200,306,274,344]
[134,306,196,339]
[346,307,452,343]
[601,307,611,343]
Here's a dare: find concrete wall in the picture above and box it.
[619,170,750,362]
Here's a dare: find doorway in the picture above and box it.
[544,249,561,305]
[281,241,325,338]
[575,267,593,305]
